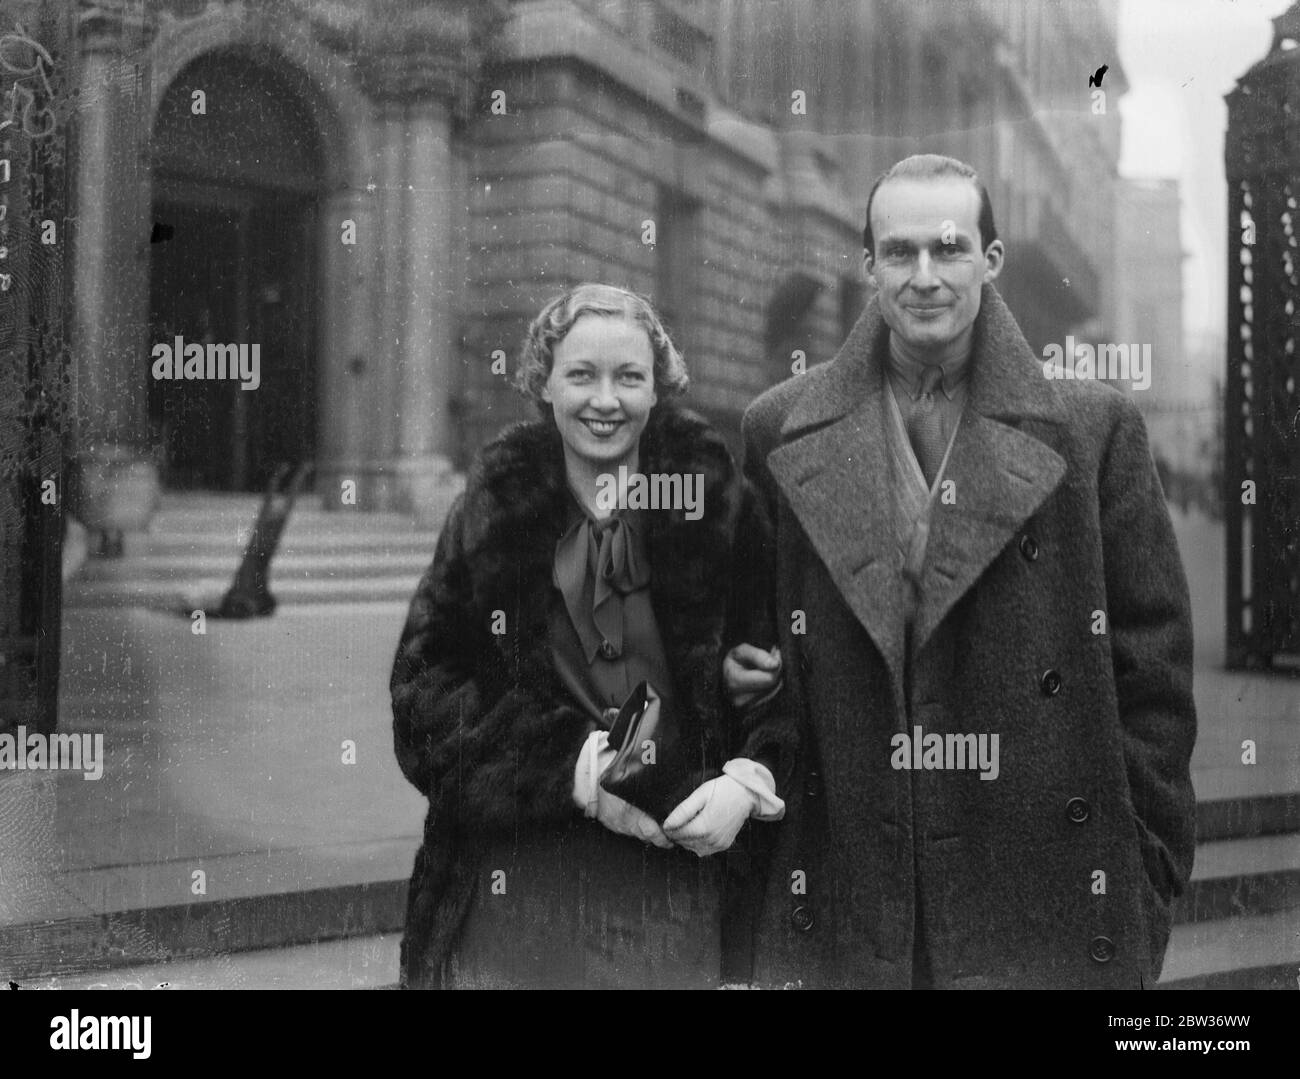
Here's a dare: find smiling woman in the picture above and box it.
[389,283,797,989]
[540,310,661,494]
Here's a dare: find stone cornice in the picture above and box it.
[354,0,508,108]
[77,0,158,53]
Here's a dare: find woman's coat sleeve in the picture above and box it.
[390,493,593,834]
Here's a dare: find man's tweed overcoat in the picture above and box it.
[735,284,1197,989]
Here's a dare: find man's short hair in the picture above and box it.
[862,154,998,256]
[515,282,689,415]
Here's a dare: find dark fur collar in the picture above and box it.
[460,403,744,726]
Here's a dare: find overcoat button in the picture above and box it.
[805,769,821,799]
[791,905,814,933]
[1089,935,1115,963]
[1040,668,1062,696]
[1019,534,1040,561]
[1066,797,1091,823]
[599,640,616,659]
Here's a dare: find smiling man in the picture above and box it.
[732,154,1198,989]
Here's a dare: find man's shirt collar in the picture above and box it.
[886,335,970,400]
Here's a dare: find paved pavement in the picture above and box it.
[1170,508,1299,808]
[0,600,425,981]
[0,504,1295,988]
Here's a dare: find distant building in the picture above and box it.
[1113,177,1194,467]
[56,0,1127,530]
[715,0,1128,355]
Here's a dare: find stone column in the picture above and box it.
[69,2,157,553]
[314,187,378,504]
[354,0,506,526]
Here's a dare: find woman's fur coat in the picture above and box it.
[390,403,795,988]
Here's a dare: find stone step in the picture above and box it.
[142,530,439,555]
[0,879,409,984]
[1159,907,1300,989]
[76,549,434,583]
[25,933,401,990]
[1173,831,1300,924]
[136,492,439,533]
[1196,787,1300,842]
[68,493,442,609]
[10,862,1294,987]
[64,574,423,610]
[147,510,430,534]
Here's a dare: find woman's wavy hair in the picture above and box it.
[514,283,689,416]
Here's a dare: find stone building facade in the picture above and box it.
[62,0,1125,529]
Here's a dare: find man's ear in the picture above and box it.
[862,249,877,289]
[982,240,1005,283]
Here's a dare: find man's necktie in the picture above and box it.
[906,365,947,487]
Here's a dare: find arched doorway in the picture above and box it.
[148,50,322,492]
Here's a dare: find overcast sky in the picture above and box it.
[1117,0,1294,346]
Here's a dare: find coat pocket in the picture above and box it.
[1126,804,1175,980]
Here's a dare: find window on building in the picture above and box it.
[654,186,700,341]
[840,275,865,341]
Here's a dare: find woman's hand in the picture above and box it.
[663,775,757,857]
[574,730,673,848]
[594,791,675,849]
[723,643,782,709]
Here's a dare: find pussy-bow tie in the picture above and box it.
[554,511,651,663]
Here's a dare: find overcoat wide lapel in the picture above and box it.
[765,284,1069,689]
[766,304,908,701]
[912,287,1067,650]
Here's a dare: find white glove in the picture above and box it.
[572,730,673,849]
[663,774,758,857]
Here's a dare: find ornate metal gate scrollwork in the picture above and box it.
[0,2,72,731]
[1224,2,1300,671]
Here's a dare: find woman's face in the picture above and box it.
[542,313,658,475]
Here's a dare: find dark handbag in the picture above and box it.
[599,681,719,823]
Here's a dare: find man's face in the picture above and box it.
[865,177,1003,361]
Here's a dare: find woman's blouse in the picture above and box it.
[549,490,676,729]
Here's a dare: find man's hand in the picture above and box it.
[663,775,757,856]
[723,643,782,709]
